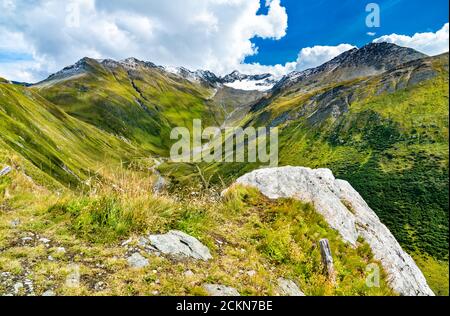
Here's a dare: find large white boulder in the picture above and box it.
[230,166,434,296]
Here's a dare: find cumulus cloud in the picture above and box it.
[1,1,448,83]
[0,0,289,82]
[294,44,356,71]
[373,23,449,56]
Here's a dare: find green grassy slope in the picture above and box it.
[0,80,145,189]
[0,163,394,295]
[33,58,224,156]
[276,54,449,261]
[162,54,449,294]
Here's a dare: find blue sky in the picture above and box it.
[0,0,448,82]
[247,0,449,66]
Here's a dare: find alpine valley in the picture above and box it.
[0,42,448,296]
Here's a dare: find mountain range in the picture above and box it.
[0,42,448,296]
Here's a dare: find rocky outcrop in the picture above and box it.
[203,284,240,296]
[276,278,305,296]
[147,230,212,261]
[230,167,434,296]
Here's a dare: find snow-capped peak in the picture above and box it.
[221,71,278,91]
[163,66,221,87]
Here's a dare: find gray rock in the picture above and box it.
[230,167,435,296]
[0,166,12,177]
[127,252,149,268]
[148,230,212,261]
[121,238,132,247]
[65,264,80,288]
[203,284,240,296]
[277,278,305,296]
[13,282,24,295]
[39,238,51,244]
[94,281,107,291]
[9,219,20,228]
[42,290,55,296]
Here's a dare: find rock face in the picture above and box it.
[203,284,240,296]
[277,278,305,296]
[231,167,434,296]
[148,230,212,261]
[127,253,149,269]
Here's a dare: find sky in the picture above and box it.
[0,0,448,83]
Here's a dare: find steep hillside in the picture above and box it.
[272,42,426,94]
[0,163,395,296]
[0,80,147,189]
[275,53,450,261]
[0,43,447,296]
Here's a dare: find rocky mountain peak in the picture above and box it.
[330,42,427,71]
[43,57,94,83]
[221,71,278,91]
[273,43,427,92]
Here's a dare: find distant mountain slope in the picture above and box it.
[179,48,449,265]
[272,42,427,93]
[33,57,227,155]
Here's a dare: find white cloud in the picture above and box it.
[1,1,447,83]
[373,23,449,56]
[295,44,356,71]
[0,0,289,82]
[0,60,43,83]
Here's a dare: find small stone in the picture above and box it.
[14,282,24,295]
[247,270,257,277]
[0,166,12,177]
[42,290,55,296]
[277,278,305,296]
[184,270,194,277]
[9,219,20,228]
[121,238,132,247]
[152,290,159,295]
[21,237,33,242]
[94,281,107,291]
[203,284,240,296]
[127,253,149,269]
[39,238,51,244]
[48,255,54,261]
[55,247,66,254]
